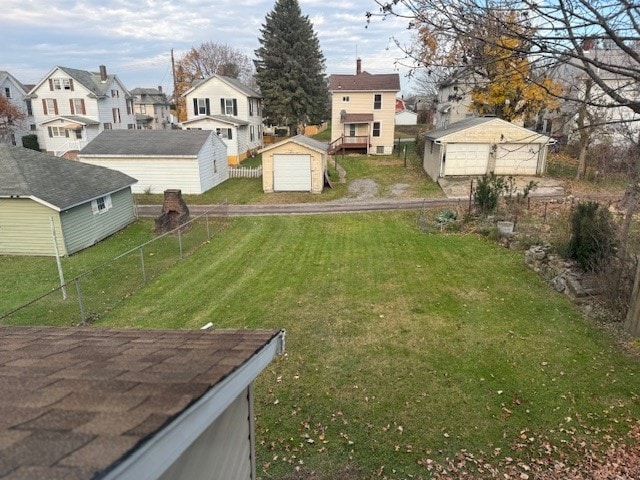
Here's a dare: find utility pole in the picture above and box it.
[171,49,179,121]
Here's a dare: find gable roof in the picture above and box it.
[423,116,552,144]
[260,134,328,154]
[0,71,29,95]
[30,66,130,98]
[79,130,216,156]
[130,88,169,105]
[328,71,400,92]
[180,115,249,127]
[183,74,261,99]
[0,144,137,211]
[0,326,284,480]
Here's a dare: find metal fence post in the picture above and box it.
[178,228,184,259]
[139,246,147,285]
[206,213,211,240]
[75,279,87,326]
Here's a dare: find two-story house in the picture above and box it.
[434,72,477,128]
[130,87,172,129]
[327,59,400,155]
[181,75,263,165]
[0,71,34,146]
[29,65,135,157]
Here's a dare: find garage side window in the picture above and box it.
[91,194,113,215]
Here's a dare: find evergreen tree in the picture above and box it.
[254,0,328,134]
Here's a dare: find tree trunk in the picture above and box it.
[575,136,588,180]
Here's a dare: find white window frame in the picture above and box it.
[224,99,234,115]
[4,87,11,98]
[45,99,56,115]
[91,194,113,215]
[49,126,67,137]
[197,98,207,115]
[72,98,84,114]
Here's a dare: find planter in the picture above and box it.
[497,221,515,235]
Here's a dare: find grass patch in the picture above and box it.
[6,213,639,478]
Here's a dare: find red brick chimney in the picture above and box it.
[99,65,107,82]
[356,58,362,75]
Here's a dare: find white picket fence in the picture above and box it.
[229,166,263,178]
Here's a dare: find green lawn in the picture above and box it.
[5,214,638,478]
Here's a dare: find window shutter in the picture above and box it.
[220,98,225,114]
[65,129,69,138]
[113,108,116,123]
[233,99,237,116]
[48,126,53,137]
[42,99,48,115]
[69,79,74,91]
[81,99,86,115]
[193,98,198,116]
[48,79,53,91]
[228,128,232,140]
[205,98,210,115]
[53,100,58,115]
[69,99,75,114]
[91,199,99,214]
[105,195,112,209]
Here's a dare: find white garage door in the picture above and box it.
[495,144,540,175]
[273,154,312,191]
[444,144,490,176]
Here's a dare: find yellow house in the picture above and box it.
[328,59,400,155]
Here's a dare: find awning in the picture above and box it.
[65,124,83,131]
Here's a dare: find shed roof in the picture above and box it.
[0,326,283,480]
[260,134,328,155]
[328,71,400,92]
[79,130,214,156]
[0,144,136,211]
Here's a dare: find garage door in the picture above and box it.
[495,144,540,175]
[444,144,490,176]
[273,154,312,191]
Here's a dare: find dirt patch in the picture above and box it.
[348,179,379,199]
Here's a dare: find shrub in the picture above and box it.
[567,201,617,271]
[473,173,508,215]
[22,134,39,151]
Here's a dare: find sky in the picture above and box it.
[2,0,418,96]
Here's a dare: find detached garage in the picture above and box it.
[261,135,328,194]
[422,117,554,181]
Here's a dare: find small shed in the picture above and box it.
[0,326,285,480]
[0,144,137,256]
[395,110,418,126]
[260,135,328,194]
[79,130,228,194]
[422,117,554,181]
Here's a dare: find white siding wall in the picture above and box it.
[422,141,443,181]
[97,78,136,129]
[197,135,229,193]
[182,118,238,157]
[79,156,203,194]
[158,390,253,480]
[0,75,33,145]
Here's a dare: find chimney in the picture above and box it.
[99,65,107,82]
[158,85,162,93]
[582,38,595,52]
[356,58,362,75]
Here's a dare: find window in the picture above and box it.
[372,122,381,137]
[43,98,58,115]
[4,87,10,98]
[249,100,254,116]
[196,98,209,115]
[349,124,356,137]
[112,108,121,123]
[140,104,146,114]
[342,96,350,102]
[51,78,73,90]
[47,126,69,138]
[128,124,135,129]
[52,79,61,90]
[103,123,112,129]
[250,125,255,141]
[111,89,119,98]
[222,98,236,116]
[376,146,384,153]
[30,124,36,131]
[374,94,382,109]
[216,128,233,139]
[26,99,32,116]
[70,98,86,115]
[213,159,218,173]
[91,194,113,215]
[74,129,82,139]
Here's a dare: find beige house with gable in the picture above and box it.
[328,59,400,155]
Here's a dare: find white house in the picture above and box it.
[29,65,136,157]
[181,75,263,166]
[79,130,228,194]
[0,71,34,145]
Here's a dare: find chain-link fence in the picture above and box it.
[1,210,229,326]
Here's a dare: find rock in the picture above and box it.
[552,275,567,292]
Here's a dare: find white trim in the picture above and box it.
[102,330,285,480]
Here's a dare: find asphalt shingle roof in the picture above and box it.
[79,130,213,156]
[328,71,401,92]
[422,117,497,140]
[0,327,281,480]
[57,67,122,98]
[0,144,136,211]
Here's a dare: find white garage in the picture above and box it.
[273,154,312,191]
[422,117,553,181]
[261,135,328,194]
